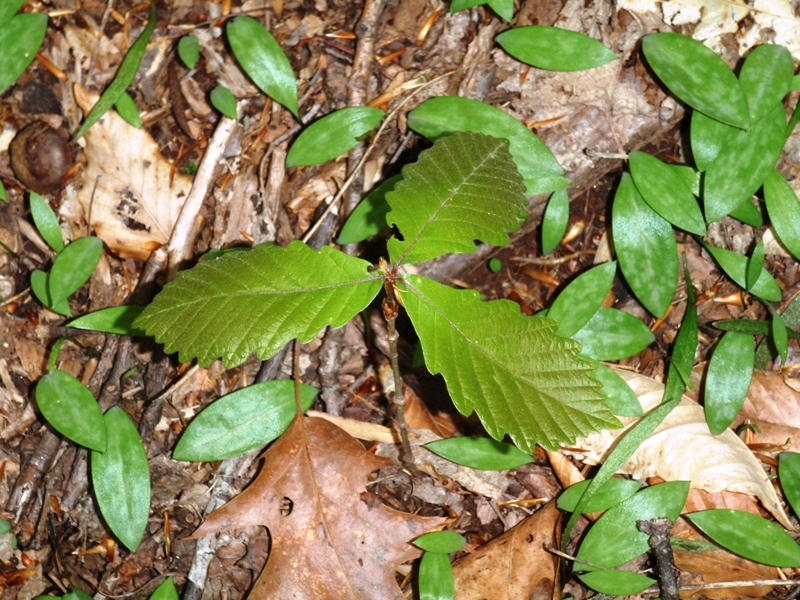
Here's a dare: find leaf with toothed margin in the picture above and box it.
[400,274,620,452]
[133,241,383,367]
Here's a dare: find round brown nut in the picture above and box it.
[10,122,73,194]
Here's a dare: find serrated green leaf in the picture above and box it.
[728,197,763,227]
[337,175,400,244]
[29,192,64,252]
[227,16,298,118]
[576,481,690,568]
[703,103,786,222]
[548,262,616,337]
[75,1,155,139]
[407,96,567,195]
[413,531,465,554]
[764,168,800,261]
[700,241,782,302]
[664,261,697,402]
[577,570,654,595]
[779,452,800,518]
[571,307,655,361]
[149,577,179,600]
[739,44,794,123]
[686,509,800,567]
[612,172,678,318]
[31,269,71,316]
[210,86,237,120]
[114,91,142,128]
[450,0,514,21]
[745,239,765,292]
[628,151,705,235]
[584,358,643,417]
[68,306,146,335]
[134,241,382,367]
[0,13,48,95]
[541,188,569,255]
[286,107,385,167]
[691,110,737,172]
[91,407,150,552]
[641,33,749,129]
[386,132,527,265]
[770,305,788,364]
[418,552,454,600]
[0,0,25,28]
[177,35,199,69]
[496,26,617,72]
[424,437,533,470]
[401,275,618,451]
[173,380,317,461]
[557,477,642,513]
[48,237,103,307]
[705,331,754,435]
[36,370,106,452]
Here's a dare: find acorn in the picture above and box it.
[10,121,73,194]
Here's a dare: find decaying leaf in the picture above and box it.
[452,500,561,600]
[190,416,443,599]
[564,369,794,529]
[74,85,193,260]
[732,370,800,452]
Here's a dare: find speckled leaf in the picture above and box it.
[612,172,678,318]
[764,168,800,261]
[584,358,643,417]
[0,0,25,27]
[541,188,569,255]
[745,239,765,292]
[287,107,385,167]
[739,44,794,123]
[728,198,763,227]
[0,12,48,95]
[577,570,655,595]
[557,478,642,513]
[663,262,697,403]
[134,241,383,367]
[401,275,618,451]
[666,163,700,196]
[628,151,705,235]
[408,96,567,194]
[703,103,786,222]
[705,331,754,435]
[386,132,527,265]
[424,437,533,470]
[690,110,737,172]
[779,452,800,518]
[642,33,749,129]
[700,241,782,302]
[548,261,617,338]
[496,26,617,72]
[571,307,655,361]
[769,305,788,364]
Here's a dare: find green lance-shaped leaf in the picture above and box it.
[745,238,765,292]
[703,103,786,223]
[686,509,800,567]
[577,570,655,596]
[584,358,643,417]
[764,168,800,262]
[177,35,199,69]
[114,91,142,128]
[29,192,64,252]
[704,331,754,435]
[0,12,48,96]
[68,306,147,336]
[450,0,514,21]
[770,305,789,364]
[91,407,150,552]
[134,241,383,367]
[287,107,385,167]
[641,32,749,130]
[75,1,156,139]
[31,269,70,315]
[48,236,103,308]
[713,317,800,339]
[0,0,25,28]
[496,26,617,72]
[413,531,465,554]
[612,172,678,318]
[728,197,763,227]
[779,452,800,518]
[173,380,317,461]
[227,16,298,118]
[548,261,617,338]
[65,587,93,600]
[338,174,400,244]
[541,188,569,255]
[386,131,528,266]
[699,241,782,302]
[418,552,455,600]
[571,307,655,361]
[149,577,179,600]
[424,437,533,470]
[666,163,700,196]
[209,86,237,120]
[690,110,737,172]
[576,480,690,569]
[400,274,619,451]
[628,151,705,236]
[558,477,642,513]
[739,44,794,123]
[663,261,697,402]
[36,370,107,452]
[407,96,567,195]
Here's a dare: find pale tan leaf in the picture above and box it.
[190,416,443,600]
[732,370,800,452]
[74,84,192,260]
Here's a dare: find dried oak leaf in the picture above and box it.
[74,84,192,260]
[190,416,444,599]
[732,370,800,452]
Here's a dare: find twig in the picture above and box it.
[383,296,415,465]
[638,518,679,600]
[510,249,597,266]
[0,287,30,308]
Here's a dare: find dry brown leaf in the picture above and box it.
[190,416,443,599]
[732,371,800,452]
[452,500,561,600]
[564,369,794,530]
[74,85,193,260]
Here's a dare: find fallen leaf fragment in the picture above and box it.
[452,500,561,600]
[74,84,193,260]
[190,416,443,600]
[733,370,800,452]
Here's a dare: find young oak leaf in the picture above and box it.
[400,275,620,451]
[386,131,528,266]
[189,416,443,599]
[133,242,383,366]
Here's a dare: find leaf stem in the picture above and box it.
[383,297,415,466]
